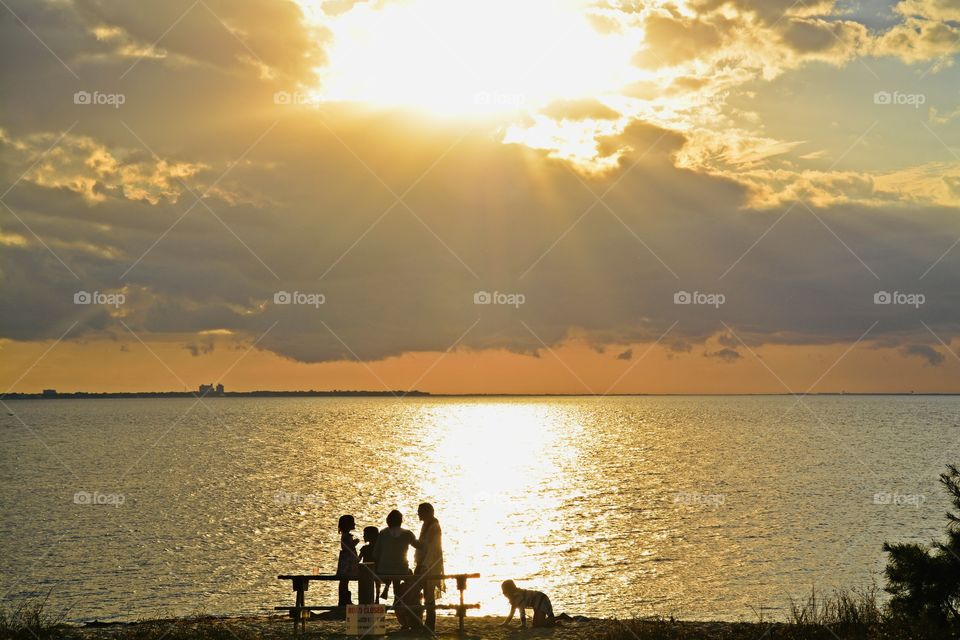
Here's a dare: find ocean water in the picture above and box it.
[0,396,957,622]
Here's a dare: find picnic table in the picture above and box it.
[276,568,481,633]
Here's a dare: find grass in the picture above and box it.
[0,594,71,640]
[2,588,957,640]
[604,586,953,640]
[85,618,264,640]
[0,597,267,640]
[0,610,267,640]
[787,584,885,629]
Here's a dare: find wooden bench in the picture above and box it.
[276,571,480,633]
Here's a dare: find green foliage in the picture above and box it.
[883,464,960,631]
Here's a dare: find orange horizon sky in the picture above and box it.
[3,332,959,395]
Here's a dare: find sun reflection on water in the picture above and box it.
[411,401,581,613]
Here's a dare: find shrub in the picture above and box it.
[883,464,960,630]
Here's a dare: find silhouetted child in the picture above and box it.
[358,526,382,599]
[336,515,359,607]
[500,580,555,628]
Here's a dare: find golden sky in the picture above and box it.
[2,0,960,393]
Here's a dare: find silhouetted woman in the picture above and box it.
[414,502,444,631]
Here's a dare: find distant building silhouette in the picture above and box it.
[42,389,58,398]
[198,383,224,396]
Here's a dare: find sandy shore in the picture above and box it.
[78,615,599,639]
[68,614,795,640]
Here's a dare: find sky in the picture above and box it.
[1,0,960,394]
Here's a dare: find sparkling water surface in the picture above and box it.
[1,396,957,622]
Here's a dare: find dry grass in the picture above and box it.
[2,589,955,640]
[605,587,950,640]
[787,585,885,630]
[0,594,71,640]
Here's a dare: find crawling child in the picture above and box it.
[500,580,555,628]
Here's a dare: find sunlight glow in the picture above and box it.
[415,402,581,612]
[312,0,637,117]
[291,0,707,169]
[504,114,626,171]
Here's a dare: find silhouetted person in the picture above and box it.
[336,514,359,607]
[373,509,420,627]
[358,526,380,598]
[414,502,443,631]
[373,510,418,601]
[500,579,555,628]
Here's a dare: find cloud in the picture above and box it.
[901,344,945,366]
[777,18,869,58]
[690,0,837,25]
[184,334,215,357]
[4,107,960,364]
[872,16,960,67]
[1,129,206,205]
[1,0,960,373]
[540,99,620,122]
[87,24,166,61]
[634,12,724,67]
[716,333,740,348]
[930,105,960,125]
[71,0,329,81]
[895,0,960,23]
[704,347,742,363]
[616,348,633,361]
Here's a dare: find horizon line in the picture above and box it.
[5,390,960,398]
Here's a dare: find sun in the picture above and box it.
[306,0,636,118]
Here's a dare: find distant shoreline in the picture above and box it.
[2,390,430,399]
[4,391,960,399]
